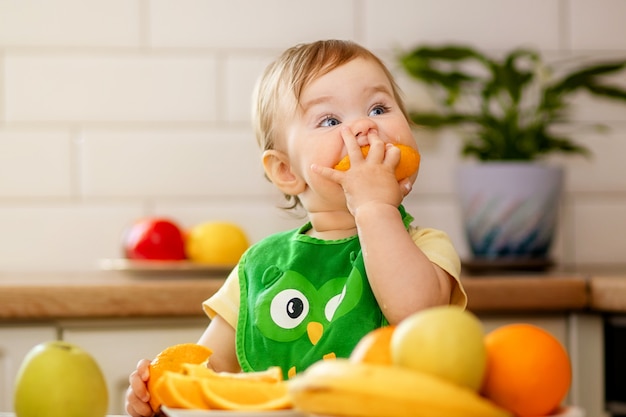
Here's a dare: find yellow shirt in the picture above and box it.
[204,225,467,328]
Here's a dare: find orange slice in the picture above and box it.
[334,144,420,180]
[197,377,291,410]
[153,371,210,410]
[182,363,283,382]
[148,343,213,410]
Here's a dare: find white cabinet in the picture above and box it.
[0,324,58,412]
[61,317,207,415]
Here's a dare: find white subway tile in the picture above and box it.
[80,128,272,197]
[0,203,142,271]
[224,55,274,123]
[5,54,217,122]
[0,0,141,47]
[569,0,626,50]
[364,0,561,51]
[0,128,73,197]
[561,127,626,193]
[571,198,626,264]
[149,0,355,48]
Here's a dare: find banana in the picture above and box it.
[288,359,511,417]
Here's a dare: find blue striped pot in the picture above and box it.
[457,163,564,260]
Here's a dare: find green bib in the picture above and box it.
[237,206,413,378]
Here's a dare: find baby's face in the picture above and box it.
[279,57,417,211]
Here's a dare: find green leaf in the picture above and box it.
[585,84,626,101]
[551,61,626,94]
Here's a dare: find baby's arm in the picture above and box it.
[355,203,453,324]
[197,314,241,373]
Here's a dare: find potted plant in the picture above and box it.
[398,45,626,267]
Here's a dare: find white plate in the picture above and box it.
[161,406,584,417]
[550,406,585,417]
[161,408,306,417]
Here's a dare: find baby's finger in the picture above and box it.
[384,143,402,168]
[363,130,386,161]
[136,358,151,381]
[311,163,344,183]
[341,128,366,163]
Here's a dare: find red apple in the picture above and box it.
[123,218,186,260]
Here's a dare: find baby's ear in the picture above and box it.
[262,150,306,196]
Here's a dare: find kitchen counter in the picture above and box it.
[2,268,618,320]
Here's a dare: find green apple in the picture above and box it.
[14,341,108,417]
[391,305,487,391]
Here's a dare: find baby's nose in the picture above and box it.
[350,118,377,144]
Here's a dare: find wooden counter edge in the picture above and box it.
[0,279,223,320]
[463,276,589,314]
[589,276,626,313]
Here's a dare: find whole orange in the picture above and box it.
[349,326,395,365]
[334,144,420,181]
[481,324,572,417]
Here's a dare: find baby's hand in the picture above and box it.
[335,144,420,182]
[126,359,155,417]
[312,129,414,215]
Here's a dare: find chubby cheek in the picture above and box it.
[393,121,417,147]
[301,146,343,174]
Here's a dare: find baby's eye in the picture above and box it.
[369,105,389,117]
[319,115,341,127]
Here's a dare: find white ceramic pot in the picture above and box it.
[456,163,564,260]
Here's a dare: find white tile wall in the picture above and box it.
[0,0,625,272]
[5,54,218,122]
[364,0,562,50]
[80,128,272,197]
[0,0,141,47]
[148,0,356,48]
[568,0,626,50]
[0,128,73,197]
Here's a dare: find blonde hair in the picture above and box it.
[252,39,410,208]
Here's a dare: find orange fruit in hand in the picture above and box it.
[334,144,420,180]
[480,324,572,417]
[349,326,395,365]
[147,343,213,410]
